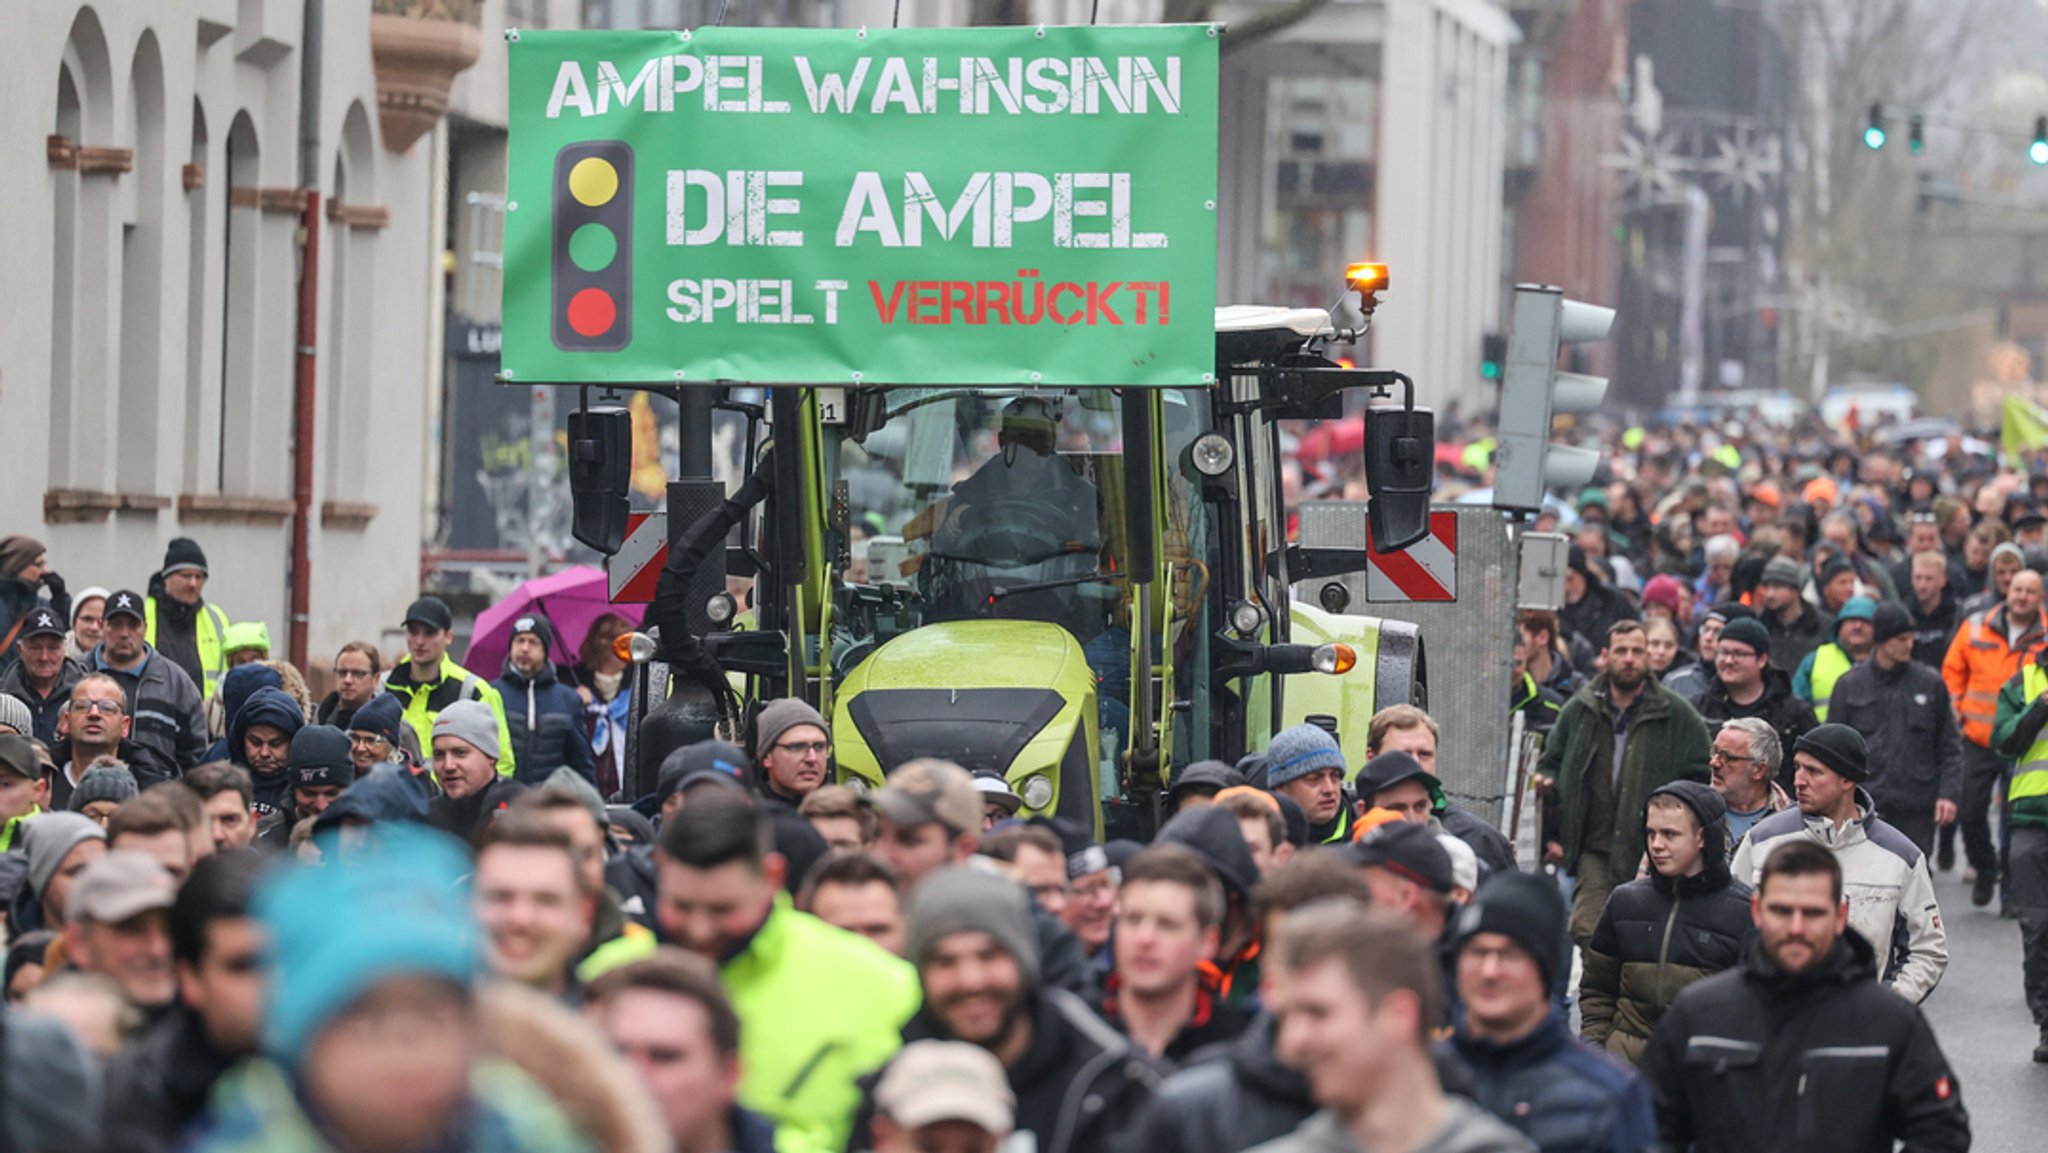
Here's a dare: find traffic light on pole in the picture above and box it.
[552,141,633,352]
[1493,284,1614,513]
[1480,332,1506,382]
[2031,117,2048,166]
[1864,103,1886,150]
[1909,116,1924,155]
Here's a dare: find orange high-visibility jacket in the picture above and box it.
[1943,604,2046,747]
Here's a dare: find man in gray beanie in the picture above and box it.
[1732,723,1948,1003]
[753,697,832,807]
[1261,723,1352,843]
[1755,555,1827,671]
[425,699,527,840]
[865,865,1157,1153]
[17,810,107,932]
[66,763,139,823]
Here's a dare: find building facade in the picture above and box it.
[0,2,503,664]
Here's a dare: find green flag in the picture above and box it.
[2002,394,2048,464]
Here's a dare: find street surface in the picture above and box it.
[1921,863,2048,1152]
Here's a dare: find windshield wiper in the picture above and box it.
[986,571,1128,600]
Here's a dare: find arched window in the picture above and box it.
[182,99,211,493]
[49,7,115,490]
[118,31,166,493]
[219,111,260,493]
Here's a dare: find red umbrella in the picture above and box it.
[463,566,645,678]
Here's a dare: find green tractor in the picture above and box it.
[610,294,1432,839]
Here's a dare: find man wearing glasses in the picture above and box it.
[753,698,833,807]
[1697,616,1817,793]
[49,674,179,805]
[1709,717,1791,849]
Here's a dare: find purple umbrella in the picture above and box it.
[462,566,645,679]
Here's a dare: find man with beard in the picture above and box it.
[1640,841,1968,1153]
[1709,718,1791,849]
[1535,621,1712,948]
[854,867,1158,1153]
[586,791,917,1153]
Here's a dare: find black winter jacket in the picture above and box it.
[1826,658,1964,813]
[1441,1008,1659,1153]
[1124,1013,1309,1153]
[1439,804,1516,879]
[100,1003,239,1153]
[1906,589,1964,671]
[495,661,596,787]
[1580,858,1752,1065]
[1762,603,1830,675]
[1638,930,1969,1153]
[853,988,1162,1153]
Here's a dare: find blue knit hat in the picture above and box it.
[346,693,407,751]
[1262,723,1347,789]
[255,823,476,1065]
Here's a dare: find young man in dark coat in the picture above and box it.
[1534,621,1713,948]
[1579,783,1752,1065]
[1639,840,1969,1153]
[1826,601,1964,855]
[493,615,595,788]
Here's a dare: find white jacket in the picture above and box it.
[1729,788,1948,1004]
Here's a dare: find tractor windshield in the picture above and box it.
[827,389,1126,649]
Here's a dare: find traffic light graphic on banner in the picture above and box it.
[552,141,633,352]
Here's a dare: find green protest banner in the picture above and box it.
[502,25,1219,388]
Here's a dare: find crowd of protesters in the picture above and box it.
[0,405,2029,1153]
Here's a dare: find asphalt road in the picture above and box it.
[1918,861,2048,1152]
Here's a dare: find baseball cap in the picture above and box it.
[17,608,64,640]
[402,596,454,633]
[103,590,147,623]
[66,850,178,925]
[874,1040,1015,1134]
[873,759,982,835]
[1356,750,1441,800]
[1347,821,1454,894]
[0,735,39,781]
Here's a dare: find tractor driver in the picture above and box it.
[925,396,1107,640]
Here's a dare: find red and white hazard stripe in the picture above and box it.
[1366,512,1457,602]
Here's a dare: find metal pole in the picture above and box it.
[288,0,324,672]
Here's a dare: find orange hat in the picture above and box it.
[1802,476,1838,507]
[1748,481,1781,509]
[1350,806,1409,842]
[1214,785,1281,814]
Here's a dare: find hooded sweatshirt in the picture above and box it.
[226,687,304,823]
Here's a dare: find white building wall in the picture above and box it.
[0,2,442,665]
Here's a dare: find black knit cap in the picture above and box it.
[162,537,209,577]
[1716,616,1772,659]
[1794,722,1869,782]
[1452,871,1572,999]
[1871,601,1914,645]
[288,726,354,791]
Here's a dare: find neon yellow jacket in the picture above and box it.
[144,596,231,701]
[380,656,516,777]
[583,895,920,1153]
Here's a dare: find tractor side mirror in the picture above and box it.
[567,407,632,554]
[1365,405,1434,552]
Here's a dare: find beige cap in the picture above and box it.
[874,759,982,835]
[67,850,177,925]
[875,1041,1014,1134]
